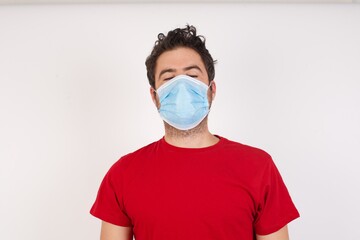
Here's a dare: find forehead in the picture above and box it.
[155,47,206,77]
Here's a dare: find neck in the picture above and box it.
[163,118,219,148]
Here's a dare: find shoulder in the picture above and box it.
[219,137,282,191]
[108,139,161,174]
[219,136,275,169]
[222,137,272,160]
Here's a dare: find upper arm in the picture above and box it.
[100,221,133,240]
[256,225,289,240]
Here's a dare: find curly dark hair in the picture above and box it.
[145,25,216,89]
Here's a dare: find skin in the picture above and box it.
[99,47,290,240]
[100,221,132,240]
[257,226,289,240]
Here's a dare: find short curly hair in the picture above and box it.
[145,25,216,89]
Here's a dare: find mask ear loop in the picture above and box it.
[151,87,161,110]
[152,87,157,97]
[208,81,214,110]
[209,81,213,90]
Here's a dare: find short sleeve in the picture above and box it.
[90,159,132,227]
[253,158,300,235]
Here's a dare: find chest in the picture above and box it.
[123,156,256,233]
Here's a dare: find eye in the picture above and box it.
[161,74,175,81]
[187,75,198,78]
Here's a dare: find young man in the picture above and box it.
[90,25,299,240]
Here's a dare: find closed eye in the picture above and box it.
[164,75,197,81]
[187,75,198,78]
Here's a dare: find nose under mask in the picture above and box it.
[155,75,211,130]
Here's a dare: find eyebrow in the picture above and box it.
[158,65,203,79]
[183,65,203,73]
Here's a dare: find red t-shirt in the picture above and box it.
[90,136,299,239]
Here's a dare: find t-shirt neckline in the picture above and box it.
[160,135,225,153]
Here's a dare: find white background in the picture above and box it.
[0,4,359,240]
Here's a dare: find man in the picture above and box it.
[90,25,299,240]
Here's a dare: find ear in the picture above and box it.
[150,87,161,109]
[210,81,216,100]
[150,87,157,105]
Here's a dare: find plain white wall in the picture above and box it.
[0,4,359,240]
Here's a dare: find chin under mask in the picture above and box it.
[155,75,211,131]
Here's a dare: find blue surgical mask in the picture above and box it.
[155,75,211,130]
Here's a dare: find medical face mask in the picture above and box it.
[155,75,211,131]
